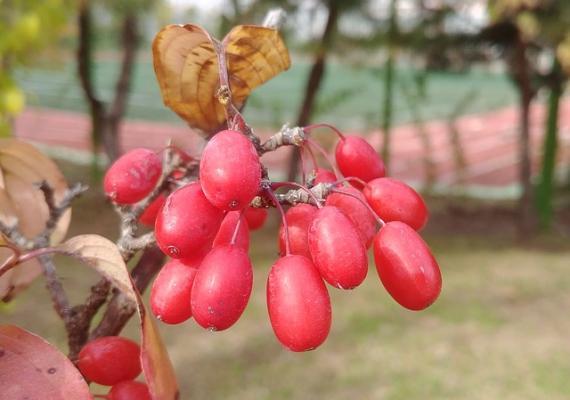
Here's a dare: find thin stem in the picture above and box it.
[266,189,290,255]
[299,147,307,186]
[304,123,346,140]
[331,188,385,227]
[305,142,319,172]
[334,176,368,188]
[272,181,322,208]
[306,138,341,178]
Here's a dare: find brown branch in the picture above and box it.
[90,246,165,340]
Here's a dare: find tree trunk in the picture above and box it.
[513,37,535,238]
[536,61,562,230]
[381,0,398,172]
[287,1,339,181]
[77,3,139,164]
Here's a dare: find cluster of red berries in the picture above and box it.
[103,126,441,352]
[77,336,150,400]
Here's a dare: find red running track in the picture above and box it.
[13,102,570,194]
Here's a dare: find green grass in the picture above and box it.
[2,160,569,399]
[16,57,516,130]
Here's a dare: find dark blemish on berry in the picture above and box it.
[0,349,4,358]
[47,367,57,374]
[229,200,239,209]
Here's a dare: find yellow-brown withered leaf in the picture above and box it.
[152,24,290,136]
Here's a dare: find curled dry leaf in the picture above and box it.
[0,324,92,400]
[54,234,179,400]
[0,139,71,301]
[153,23,290,136]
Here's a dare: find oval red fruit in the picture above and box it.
[212,211,250,250]
[267,255,331,352]
[373,221,442,310]
[200,130,261,211]
[308,206,368,289]
[313,168,337,185]
[325,186,377,248]
[278,204,318,258]
[364,177,428,231]
[109,381,151,400]
[335,136,385,184]
[77,336,141,386]
[139,194,166,227]
[150,259,198,324]
[191,246,253,331]
[104,148,162,204]
[244,207,268,230]
[155,182,224,259]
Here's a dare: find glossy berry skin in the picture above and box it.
[200,130,261,211]
[267,255,331,352]
[104,148,162,204]
[278,204,318,258]
[243,207,268,231]
[191,246,253,331]
[335,136,385,185]
[139,194,166,227]
[150,259,198,324]
[212,211,250,250]
[108,381,151,400]
[308,206,368,289]
[373,221,442,310]
[155,182,224,259]
[363,177,428,231]
[77,336,141,386]
[313,168,337,185]
[326,186,377,248]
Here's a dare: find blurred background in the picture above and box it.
[2,0,570,399]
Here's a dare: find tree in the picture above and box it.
[0,0,70,136]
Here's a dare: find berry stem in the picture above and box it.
[272,181,322,208]
[305,142,319,172]
[304,123,346,140]
[299,147,308,186]
[333,176,368,188]
[330,188,386,228]
[305,138,341,178]
[265,189,291,256]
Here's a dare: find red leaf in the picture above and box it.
[0,325,92,400]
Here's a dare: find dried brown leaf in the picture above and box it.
[54,234,179,400]
[152,23,290,136]
[0,139,71,300]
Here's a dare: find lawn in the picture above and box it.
[2,160,570,399]
[16,57,516,130]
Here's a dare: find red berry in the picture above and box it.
[373,221,441,310]
[313,168,336,185]
[278,204,318,258]
[267,255,331,352]
[199,130,261,211]
[191,246,253,331]
[212,211,250,250]
[308,206,368,289]
[139,194,166,227]
[104,148,162,204]
[335,136,385,185]
[150,259,198,324]
[108,381,151,400]
[325,186,377,248]
[363,177,428,231]
[243,207,268,231]
[77,336,141,386]
[155,182,224,259]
